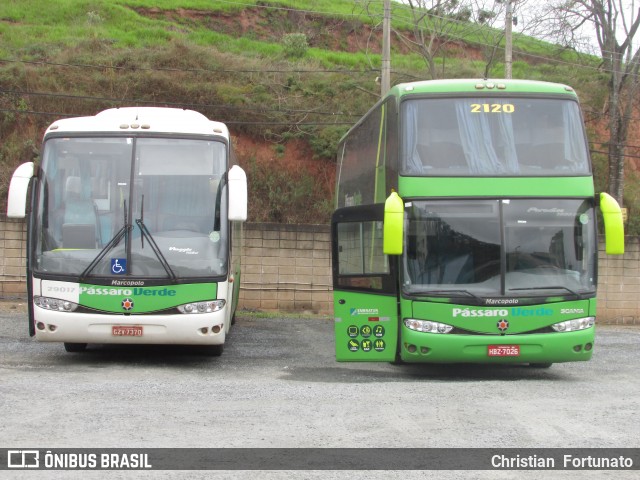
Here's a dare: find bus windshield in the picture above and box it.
[34,136,229,280]
[403,199,597,298]
[401,97,590,176]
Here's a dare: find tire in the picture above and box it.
[64,343,88,353]
[204,344,224,357]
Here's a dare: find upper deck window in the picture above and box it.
[401,97,590,176]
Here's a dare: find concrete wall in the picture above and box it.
[597,236,640,325]
[0,218,27,299]
[238,223,333,315]
[1,217,639,324]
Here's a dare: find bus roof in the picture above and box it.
[44,107,229,139]
[390,78,578,98]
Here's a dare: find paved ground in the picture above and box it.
[0,301,638,479]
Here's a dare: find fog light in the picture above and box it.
[36,322,45,330]
[585,343,593,351]
[200,327,209,334]
[420,347,430,354]
[573,345,582,352]
[48,325,57,332]
[211,325,221,334]
[407,344,417,353]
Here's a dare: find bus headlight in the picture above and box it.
[178,300,225,314]
[552,317,595,332]
[404,318,453,334]
[34,296,78,312]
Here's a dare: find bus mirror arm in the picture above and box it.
[7,162,35,218]
[598,192,625,255]
[384,191,404,255]
[228,165,248,222]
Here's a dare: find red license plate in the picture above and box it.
[488,345,520,357]
[112,326,143,337]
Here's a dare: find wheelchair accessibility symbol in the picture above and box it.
[111,258,127,275]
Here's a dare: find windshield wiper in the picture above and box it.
[80,201,131,282]
[509,286,580,296]
[135,195,177,283]
[409,289,483,302]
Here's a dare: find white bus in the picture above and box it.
[7,107,247,355]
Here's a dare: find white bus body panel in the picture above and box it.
[33,280,231,346]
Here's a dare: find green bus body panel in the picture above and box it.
[410,299,593,334]
[398,176,595,198]
[399,298,595,364]
[334,291,398,362]
[79,282,218,313]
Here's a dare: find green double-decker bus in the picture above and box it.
[332,79,624,367]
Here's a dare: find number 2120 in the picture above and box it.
[470,103,515,113]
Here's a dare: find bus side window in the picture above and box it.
[335,219,390,291]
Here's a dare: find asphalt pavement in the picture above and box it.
[0,303,638,479]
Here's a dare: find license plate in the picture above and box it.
[112,326,143,337]
[488,345,520,357]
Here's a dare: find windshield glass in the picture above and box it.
[403,199,597,298]
[33,136,228,280]
[401,97,590,176]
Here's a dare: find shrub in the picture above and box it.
[282,33,308,59]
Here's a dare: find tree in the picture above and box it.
[355,0,489,79]
[465,0,509,78]
[396,0,480,79]
[355,1,537,80]
[541,0,640,205]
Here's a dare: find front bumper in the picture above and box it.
[400,327,595,364]
[33,306,227,345]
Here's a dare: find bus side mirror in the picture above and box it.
[599,192,624,255]
[6,162,34,219]
[228,165,247,222]
[383,191,403,255]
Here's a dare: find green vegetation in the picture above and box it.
[0,0,636,231]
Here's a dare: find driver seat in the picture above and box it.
[62,176,100,248]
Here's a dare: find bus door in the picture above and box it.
[332,205,399,362]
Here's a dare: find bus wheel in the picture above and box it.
[529,363,552,369]
[64,343,87,353]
